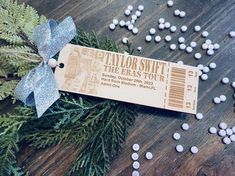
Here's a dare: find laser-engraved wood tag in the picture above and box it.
[55,44,199,114]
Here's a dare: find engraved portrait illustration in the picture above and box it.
[62,47,103,95]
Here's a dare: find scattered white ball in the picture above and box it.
[173,132,181,140]
[109,23,116,30]
[131,153,139,160]
[177,60,184,65]
[179,44,186,50]
[165,35,172,42]
[199,70,203,76]
[209,62,216,69]
[176,145,184,153]
[213,97,221,104]
[203,66,210,73]
[218,129,226,137]
[174,9,181,16]
[208,44,214,50]
[209,127,217,134]
[159,23,165,30]
[149,28,156,35]
[222,77,229,84]
[119,20,125,27]
[226,128,233,136]
[201,74,208,81]
[196,113,203,120]
[223,137,231,145]
[202,43,209,50]
[164,22,171,29]
[128,24,134,30]
[229,31,235,38]
[220,95,227,102]
[190,41,197,48]
[181,25,188,32]
[170,44,177,50]
[131,19,135,24]
[194,25,201,32]
[48,58,57,68]
[230,134,235,142]
[170,26,177,33]
[125,21,131,26]
[179,11,186,18]
[181,123,189,131]
[145,152,153,160]
[231,82,235,88]
[155,36,161,43]
[219,122,227,129]
[122,37,128,44]
[207,49,214,56]
[138,5,144,11]
[113,19,119,25]
[202,31,209,37]
[205,39,212,45]
[132,27,139,34]
[125,9,131,16]
[132,171,140,176]
[194,53,202,59]
[178,37,185,43]
[132,144,140,151]
[186,46,193,53]
[190,146,199,154]
[197,64,204,70]
[213,43,220,50]
[137,46,142,52]
[127,5,133,11]
[131,15,137,20]
[145,35,152,42]
[232,126,235,133]
[159,18,165,24]
[167,0,174,7]
[132,161,140,169]
[135,10,141,17]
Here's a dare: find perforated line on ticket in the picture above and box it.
[55,44,199,114]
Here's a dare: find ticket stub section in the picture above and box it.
[55,44,199,114]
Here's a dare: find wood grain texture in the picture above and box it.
[17,0,235,175]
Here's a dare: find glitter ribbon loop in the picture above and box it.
[15,16,77,117]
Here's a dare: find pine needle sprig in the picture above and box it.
[0,106,33,175]
[0,0,45,102]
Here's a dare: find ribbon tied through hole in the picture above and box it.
[15,16,77,117]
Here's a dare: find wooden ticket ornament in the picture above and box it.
[55,44,199,114]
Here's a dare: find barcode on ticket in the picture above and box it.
[168,67,186,109]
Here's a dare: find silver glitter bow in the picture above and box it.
[15,16,76,117]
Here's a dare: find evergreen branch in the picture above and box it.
[0,80,18,101]
[0,132,19,175]
[18,31,38,54]
[0,47,41,63]
[0,0,44,101]
[0,106,33,176]
[69,103,137,176]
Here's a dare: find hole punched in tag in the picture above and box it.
[59,63,64,68]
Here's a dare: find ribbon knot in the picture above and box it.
[15,16,77,117]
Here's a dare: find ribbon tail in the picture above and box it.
[15,63,60,117]
[15,69,37,107]
[34,64,60,117]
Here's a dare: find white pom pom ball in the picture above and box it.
[48,58,57,68]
